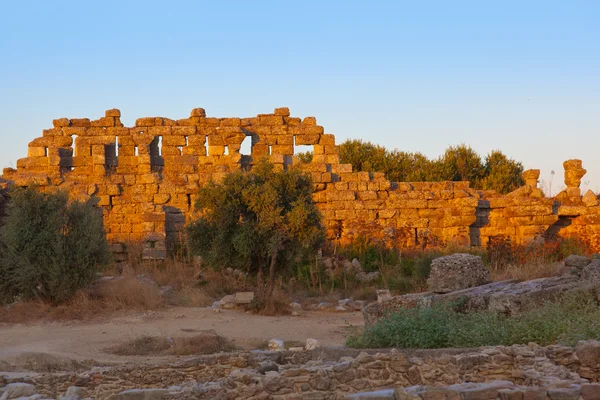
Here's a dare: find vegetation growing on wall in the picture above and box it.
[298,140,525,194]
[335,140,524,193]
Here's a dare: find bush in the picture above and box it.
[346,291,600,349]
[0,188,110,304]
[185,160,324,301]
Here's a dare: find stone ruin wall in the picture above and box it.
[2,107,600,258]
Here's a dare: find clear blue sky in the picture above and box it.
[1,1,598,193]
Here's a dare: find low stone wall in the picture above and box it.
[348,381,600,400]
[2,342,599,399]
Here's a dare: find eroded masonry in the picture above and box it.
[2,108,599,258]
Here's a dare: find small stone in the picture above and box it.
[1,383,37,399]
[234,291,254,304]
[564,254,591,269]
[190,108,206,117]
[59,386,84,400]
[305,338,320,350]
[583,190,599,207]
[268,338,285,351]
[289,302,302,310]
[377,289,391,303]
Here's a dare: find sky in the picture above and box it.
[0,0,598,194]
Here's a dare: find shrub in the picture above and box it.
[346,291,600,349]
[185,160,324,302]
[0,188,110,304]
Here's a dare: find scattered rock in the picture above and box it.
[257,361,279,374]
[289,302,302,310]
[0,383,36,399]
[317,302,331,310]
[268,339,285,351]
[565,255,591,269]
[159,285,174,297]
[59,386,83,400]
[234,292,254,304]
[356,271,380,283]
[291,311,299,317]
[377,289,391,303]
[220,294,236,309]
[427,253,490,293]
[582,190,599,207]
[582,260,600,281]
[305,338,320,350]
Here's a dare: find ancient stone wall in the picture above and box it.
[2,108,600,257]
[2,342,599,399]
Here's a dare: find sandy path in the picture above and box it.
[0,307,363,367]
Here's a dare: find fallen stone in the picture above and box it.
[268,338,284,351]
[305,338,320,350]
[364,274,600,325]
[59,386,84,400]
[0,383,36,399]
[582,260,600,281]
[377,289,391,303]
[234,291,254,304]
[564,254,591,269]
[220,294,236,309]
[427,253,490,293]
[289,302,302,310]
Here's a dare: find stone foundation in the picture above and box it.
[2,341,600,399]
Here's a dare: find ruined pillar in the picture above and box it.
[522,169,540,188]
[563,159,586,198]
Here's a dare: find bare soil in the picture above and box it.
[0,306,363,371]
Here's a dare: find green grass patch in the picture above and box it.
[347,291,600,349]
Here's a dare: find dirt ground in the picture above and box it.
[0,306,364,370]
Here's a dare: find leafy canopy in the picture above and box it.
[185,160,324,292]
[337,139,524,194]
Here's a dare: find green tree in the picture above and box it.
[0,188,110,304]
[438,144,485,185]
[296,151,313,164]
[481,150,524,194]
[185,160,324,301]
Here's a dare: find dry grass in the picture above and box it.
[0,277,165,323]
[490,260,564,281]
[107,332,235,356]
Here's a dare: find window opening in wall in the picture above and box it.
[414,228,419,245]
[177,146,183,155]
[44,147,48,157]
[294,136,314,163]
[224,145,229,155]
[115,136,119,156]
[184,136,189,146]
[239,135,251,155]
[204,135,209,155]
[134,146,139,156]
[157,136,162,156]
[72,135,78,156]
[187,194,192,208]
[268,145,272,155]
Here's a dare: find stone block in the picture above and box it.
[53,118,70,127]
[105,108,121,117]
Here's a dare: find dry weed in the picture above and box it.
[107,332,235,356]
[490,260,563,281]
